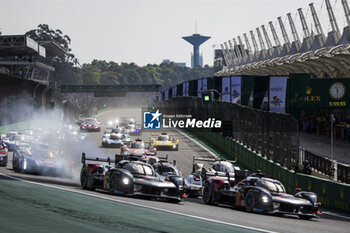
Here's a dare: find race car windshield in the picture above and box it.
[110,134,122,140]
[125,125,134,129]
[257,180,286,193]
[157,166,177,175]
[131,142,145,149]
[113,128,123,133]
[124,163,154,176]
[157,136,169,141]
[85,121,97,125]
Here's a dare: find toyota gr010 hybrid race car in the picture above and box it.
[149,133,179,151]
[12,143,67,176]
[201,172,321,219]
[80,153,183,202]
[153,161,185,197]
[120,139,156,156]
[185,156,238,198]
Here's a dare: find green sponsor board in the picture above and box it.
[60,85,161,93]
[289,77,350,110]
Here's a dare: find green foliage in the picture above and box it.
[26,25,213,89]
[76,60,213,89]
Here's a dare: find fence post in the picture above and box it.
[334,160,338,181]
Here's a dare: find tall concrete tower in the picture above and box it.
[182,33,210,67]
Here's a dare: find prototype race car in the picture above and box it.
[102,131,130,148]
[149,133,179,151]
[0,142,8,167]
[120,117,136,127]
[80,153,183,202]
[80,120,101,132]
[153,161,185,197]
[185,156,237,198]
[202,172,321,219]
[120,139,156,156]
[12,143,66,176]
[122,124,141,136]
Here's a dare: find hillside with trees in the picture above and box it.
[26,24,213,89]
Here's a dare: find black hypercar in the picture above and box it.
[202,173,321,219]
[80,153,183,202]
[153,162,185,197]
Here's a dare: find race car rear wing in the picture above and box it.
[158,154,168,163]
[192,156,236,173]
[81,153,139,167]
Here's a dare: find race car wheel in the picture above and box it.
[109,173,118,194]
[175,145,179,151]
[202,182,213,205]
[298,215,313,220]
[245,191,256,212]
[80,168,89,190]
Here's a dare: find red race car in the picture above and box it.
[80,120,101,132]
[0,143,8,167]
[120,139,156,157]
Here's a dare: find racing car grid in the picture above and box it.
[1,115,322,220]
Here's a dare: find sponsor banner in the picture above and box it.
[222,77,231,102]
[269,76,288,113]
[198,79,202,97]
[182,82,189,96]
[202,79,208,91]
[231,76,241,104]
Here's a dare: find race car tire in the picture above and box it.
[175,145,179,151]
[80,168,89,190]
[80,168,95,191]
[298,215,313,220]
[245,191,256,212]
[202,182,213,205]
[109,172,118,194]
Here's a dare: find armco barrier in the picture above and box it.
[187,128,350,214]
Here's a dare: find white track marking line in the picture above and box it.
[0,173,278,233]
[175,129,219,160]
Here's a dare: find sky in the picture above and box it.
[1,0,348,67]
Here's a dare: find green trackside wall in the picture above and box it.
[188,128,350,214]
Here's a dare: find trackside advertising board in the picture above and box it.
[222,77,230,102]
[231,76,241,104]
[269,76,288,113]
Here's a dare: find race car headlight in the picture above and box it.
[261,195,269,203]
[108,121,113,126]
[173,145,176,148]
[115,119,119,124]
[23,159,27,170]
[122,177,130,185]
